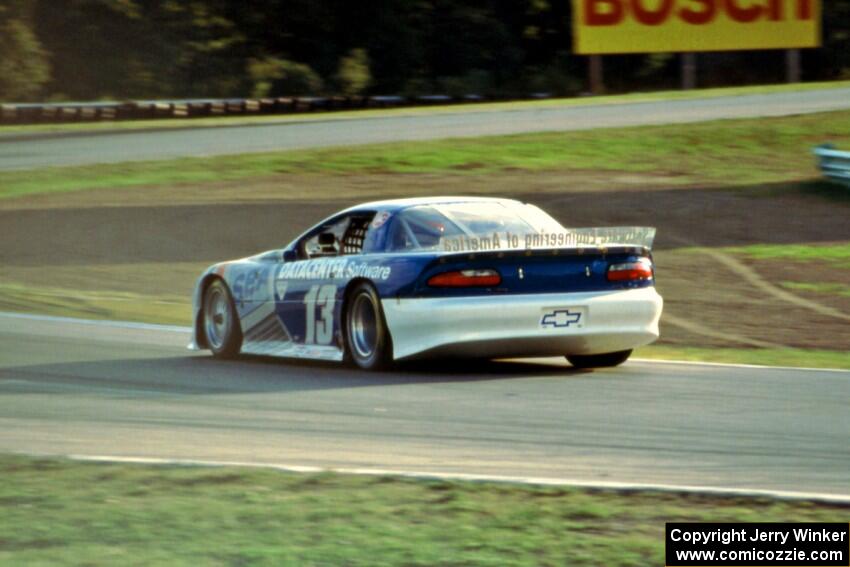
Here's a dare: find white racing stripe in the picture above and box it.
[1,311,847,373]
[629,357,850,374]
[66,454,850,504]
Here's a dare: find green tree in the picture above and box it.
[248,57,324,97]
[822,0,850,79]
[0,4,51,101]
[336,49,371,95]
[33,0,246,99]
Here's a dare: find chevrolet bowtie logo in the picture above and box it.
[541,309,582,328]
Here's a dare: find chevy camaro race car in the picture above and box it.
[190,197,663,370]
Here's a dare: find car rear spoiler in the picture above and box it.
[436,226,656,256]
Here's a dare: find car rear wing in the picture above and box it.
[438,227,656,255]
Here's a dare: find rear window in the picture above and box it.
[386,202,563,252]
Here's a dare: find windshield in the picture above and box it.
[385,201,655,252]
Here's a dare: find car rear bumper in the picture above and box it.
[381,287,663,360]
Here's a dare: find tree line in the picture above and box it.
[1,0,848,102]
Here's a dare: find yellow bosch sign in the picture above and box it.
[573,0,821,54]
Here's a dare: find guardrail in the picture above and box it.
[0,92,547,126]
[814,144,850,187]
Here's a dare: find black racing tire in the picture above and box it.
[202,279,243,359]
[344,283,393,371]
[566,349,632,369]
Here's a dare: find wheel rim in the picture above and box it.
[349,293,378,360]
[204,286,230,350]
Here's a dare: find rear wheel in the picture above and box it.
[345,283,392,370]
[202,279,242,359]
[566,350,632,369]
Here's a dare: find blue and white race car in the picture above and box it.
[190,197,663,369]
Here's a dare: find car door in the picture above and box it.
[274,212,375,360]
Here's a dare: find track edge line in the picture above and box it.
[63,454,850,505]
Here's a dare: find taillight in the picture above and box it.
[428,269,501,287]
[607,258,653,282]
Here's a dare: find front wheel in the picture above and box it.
[566,349,632,369]
[202,279,242,359]
[345,283,392,370]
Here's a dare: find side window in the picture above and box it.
[300,213,375,259]
[387,217,416,251]
[340,215,372,254]
[386,207,460,251]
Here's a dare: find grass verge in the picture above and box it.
[724,242,850,268]
[0,282,190,326]
[3,80,848,136]
[781,281,850,298]
[0,455,846,566]
[2,110,849,200]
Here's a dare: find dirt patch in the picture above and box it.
[748,258,850,313]
[2,173,847,255]
[1,170,848,351]
[653,250,850,350]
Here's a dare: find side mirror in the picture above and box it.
[318,232,336,246]
[282,249,297,262]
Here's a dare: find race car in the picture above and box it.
[190,197,663,370]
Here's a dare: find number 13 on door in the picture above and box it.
[303,284,336,345]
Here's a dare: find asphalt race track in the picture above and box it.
[2,87,850,170]
[1,313,848,497]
